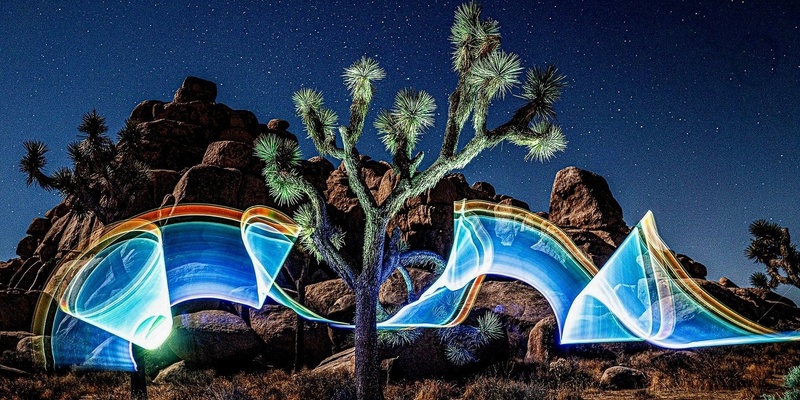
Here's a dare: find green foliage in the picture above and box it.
[378,328,421,348]
[476,312,504,345]
[508,121,567,162]
[467,50,522,101]
[19,141,50,187]
[438,312,504,366]
[521,64,567,121]
[449,2,500,72]
[763,365,800,400]
[264,4,567,398]
[19,110,149,222]
[377,89,436,157]
[254,134,305,206]
[343,56,386,102]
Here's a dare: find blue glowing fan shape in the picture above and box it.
[36,201,800,371]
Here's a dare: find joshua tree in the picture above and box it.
[746,219,800,289]
[19,109,150,224]
[255,3,567,398]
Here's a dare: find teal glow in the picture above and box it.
[39,201,800,371]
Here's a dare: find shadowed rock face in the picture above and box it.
[549,166,627,232]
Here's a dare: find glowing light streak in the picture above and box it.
[34,200,800,371]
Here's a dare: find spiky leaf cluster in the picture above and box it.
[292,88,338,153]
[520,65,567,121]
[476,312,504,344]
[437,312,504,366]
[376,89,436,158]
[508,121,567,162]
[343,56,385,102]
[450,2,501,73]
[254,134,305,206]
[749,271,770,289]
[378,328,421,348]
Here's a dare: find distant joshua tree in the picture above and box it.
[254,3,567,399]
[19,109,149,224]
[746,219,800,290]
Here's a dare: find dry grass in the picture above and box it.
[2,343,799,400]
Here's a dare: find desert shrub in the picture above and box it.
[410,380,461,400]
[763,365,800,400]
[461,376,547,400]
[291,369,355,400]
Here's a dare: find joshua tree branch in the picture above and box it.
[299,181,357,287]
[399,250,447,273]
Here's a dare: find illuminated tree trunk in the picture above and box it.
[354,278,381,399]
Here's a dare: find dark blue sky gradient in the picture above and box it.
[1,1,798,299]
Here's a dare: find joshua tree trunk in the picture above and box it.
[354,278,381,399]
[255,6,568,400]
[293,275,306,372]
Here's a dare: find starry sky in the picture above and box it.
[1,1,798,299]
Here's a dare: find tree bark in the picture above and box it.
[354,281,382,400]
[294,278,306,372]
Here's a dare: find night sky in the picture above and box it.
[1,1,798,299]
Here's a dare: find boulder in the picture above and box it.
[719,276,738,288]
[676,254,708,279]
[25,218,51,238]
[425,178,458,205]
[172,165,242,208]
[238,174,269,209]
[300,157,336,192]
[35,212,103,260]
[0,331,33,352]
[549,166,627,232]
[153,361,215,384]
[267,119,290,131]
[155,102,231,129]
[167,310,264,366]
[305,279,354,318]
[8,258,48,291]
[0,290,41,331]
[496,196,530,211]
[471,181,496,198]
[202,140,254,170]
[0,259,22,286]
[15,236,38,260]
[219,127,256,143]
[525,315,557,364]
[14,335,49,370]
[44,202,70,221]
[249,304,331,368]
[562,228,626,267]
[313,348,357,376]
[129,100,164,123]
[173,76,217,103]
[137,120,213,170]
[229,110,258,129]
[600,366,647,390]
[472,281,553,329]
